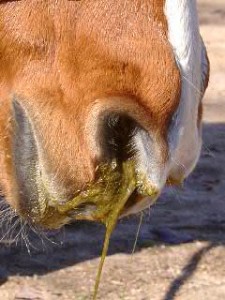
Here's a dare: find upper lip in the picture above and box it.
[19,159,160,229]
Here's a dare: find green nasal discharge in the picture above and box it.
[37,159,158,300]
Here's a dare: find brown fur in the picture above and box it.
[0,1,181,210]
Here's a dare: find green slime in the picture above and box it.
[36,159,158,300]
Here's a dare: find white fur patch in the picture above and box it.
[165,0,207,179]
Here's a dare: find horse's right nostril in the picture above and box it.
[101,113,138,162]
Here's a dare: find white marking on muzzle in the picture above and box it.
[165,0,208,178]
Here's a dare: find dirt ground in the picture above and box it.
[0,1,225,299]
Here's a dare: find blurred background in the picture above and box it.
[0,1,225,299]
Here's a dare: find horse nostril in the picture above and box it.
[101,113,138,162]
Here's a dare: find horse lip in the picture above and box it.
[120,184,160,217]
[120,194,158,217]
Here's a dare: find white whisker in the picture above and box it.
[182,74,203,97]
[131,212,144,257]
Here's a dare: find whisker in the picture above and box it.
[131,212,144,257]
[0,217,20,243]
[201,144,216,159]
[22,231,32,255]
[182,74,203,97]
[170,157,187,173]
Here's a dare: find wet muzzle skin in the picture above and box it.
[28,158,159,300]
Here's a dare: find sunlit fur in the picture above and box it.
[0,1,208,233]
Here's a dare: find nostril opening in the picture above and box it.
[101,113,138,162]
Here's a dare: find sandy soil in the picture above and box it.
[0,1,225,299]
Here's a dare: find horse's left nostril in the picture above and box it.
[101,113,138,162]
